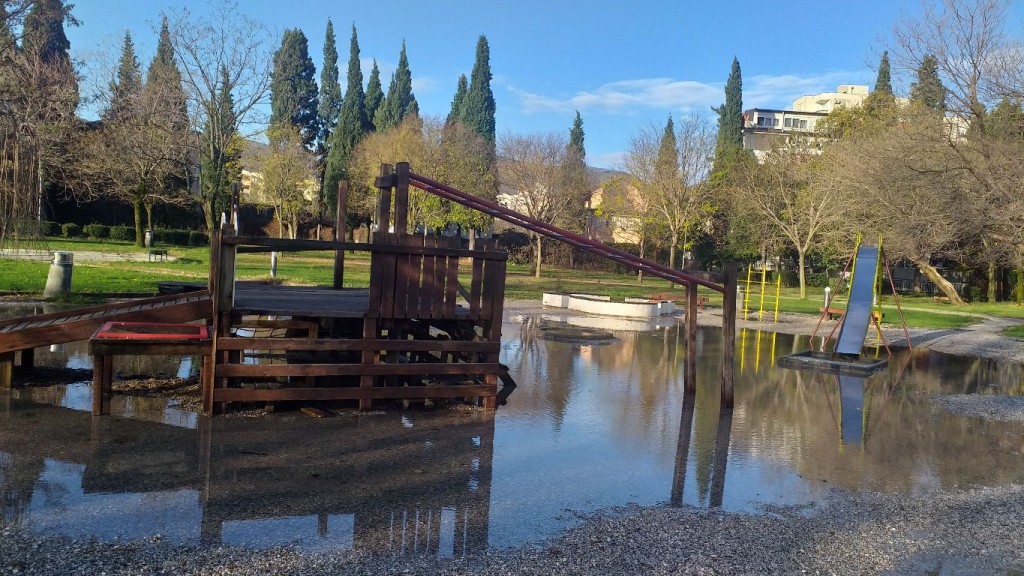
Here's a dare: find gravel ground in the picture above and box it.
[3,485,1024,575]
[4,300,1024,575]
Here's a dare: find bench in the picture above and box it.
[651,293,709,310]
[148,249,168,262]
[89,321,211,416]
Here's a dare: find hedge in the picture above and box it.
[110,225,134,242]
[82,223,110,239]
[61,223,80,238]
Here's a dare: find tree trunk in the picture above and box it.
[1017,267,1024,304]
[144,201,154,232]
[797,249,807,300]
[987,262,997,302]
[468,228,476,251]
[132,198,144,247]
[913,257,966,305]
[534,235,542,278]
[669,232,678,270]
[638,238,646,284]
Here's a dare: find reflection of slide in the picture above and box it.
[837,374,865,446]
[834,245,879,356]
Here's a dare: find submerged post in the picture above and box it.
[685,280,698,395]
[721,263,737,408]
[333,180,348,289]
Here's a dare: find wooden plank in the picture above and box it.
[216,337,500,353]
[214,383,497,402]
[333,180,348,290]
[470,247,484,320]
[91,341,211,356]
[407,235,425,317]
[445,249,459,318]
[378,234,398,319]
[0,291,210,332]
[376,163,393,232]
[217,223,237,313]
[393,236,412,319]
[360,317,378,410]
[226,236,506,259]
[394,162,410,234]
[421,236,437,319]
[215,362,506,378]
[485,257,506,348]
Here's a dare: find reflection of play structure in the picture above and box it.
[740,264,782,322]
[779,237,910,375]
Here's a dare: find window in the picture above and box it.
[784,118,792,128]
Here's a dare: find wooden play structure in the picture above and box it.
[1,162,739,415]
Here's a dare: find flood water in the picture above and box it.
[2,304,1023,558]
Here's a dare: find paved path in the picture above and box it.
[0,248,176,263]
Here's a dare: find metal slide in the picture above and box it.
[834,245,879,356]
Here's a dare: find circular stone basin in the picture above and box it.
[540,326,616,345]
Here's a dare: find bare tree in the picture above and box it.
[252,124,315,239]
[497,131,577,278]
[165,0,273,232]
[732,144,850,300]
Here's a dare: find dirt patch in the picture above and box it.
[112,376,202,411]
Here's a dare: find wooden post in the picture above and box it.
[217,223,236,313]
[721,263,737,408]
[376,163,393,236]
[394,162,410,235]
[685,280,698,395]
[91,353,113,415]
[0,351,13,389]
[333,180,348,290]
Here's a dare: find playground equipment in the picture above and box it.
[740,263,782,322]
[778,236,910,375]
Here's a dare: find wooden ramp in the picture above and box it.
[0,291,211,386]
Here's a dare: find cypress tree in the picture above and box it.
[460,35,496,147]
[909,54,946,111]
[364,60,383,130]
[270,28,319,150]
[318,18,342,149]
[447,74,468,126]
[323,23,367,214]
[107,31,141,121]
[201,65,242,228]
[568,110,585,162]
[875,51,893,95]
[146,16,187,121]
[713,57,743,164]
[22,0,71,64]
[373,41,416,132]
[0,3,16,56]
[656,115,679,181]
[561,110,589,239]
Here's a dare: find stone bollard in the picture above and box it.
[43,252,73,298]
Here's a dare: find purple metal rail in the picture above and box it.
[407,172,726,294]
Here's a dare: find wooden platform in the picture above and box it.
[233,284,373,318]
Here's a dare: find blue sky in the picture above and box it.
[67,1,921,169]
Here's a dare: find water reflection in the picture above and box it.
[1,313,1023,553]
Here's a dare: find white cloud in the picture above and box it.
[505,69,869,116]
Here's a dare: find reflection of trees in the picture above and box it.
[0,452,44,528]
[736,347,1024,492]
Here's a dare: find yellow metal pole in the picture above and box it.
[739,327,747,373]
[743,265,753,321]
[754,329,763,374]
[758,263,768,321]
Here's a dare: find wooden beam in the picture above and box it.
[376,163,393,232]
[213,383,497,402]
[229,237,506,260]
[215,337,500,353]
[394,162,410,235]
[0,351,12,389]
[215,362,506,378]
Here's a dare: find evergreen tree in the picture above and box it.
[560,110,590,239]
[22,0,71,64]
[364,60,383,130]
[0,3,16,56]
[713,57,743,166]
[568,110,585,162]
[323,23,367,214]
[446,74,468,126]
[875,51,893,95]
[910,54,946,111]
[107,31,141,120]
[656,115,679,181]
[374,41,416,132]
[460,35,496,147]
[201,65,242,228]
[318,18,341,148]
[145,15,190,192]
[987,99,1024,140]
[270,28,319,150]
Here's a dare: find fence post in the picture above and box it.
[721,263,737,408]
[334,180,348,289]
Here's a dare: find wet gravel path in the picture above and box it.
[4,484,1024,575]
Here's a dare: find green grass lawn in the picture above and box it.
[1003,326,1024,338]
[4,239,1023,330]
